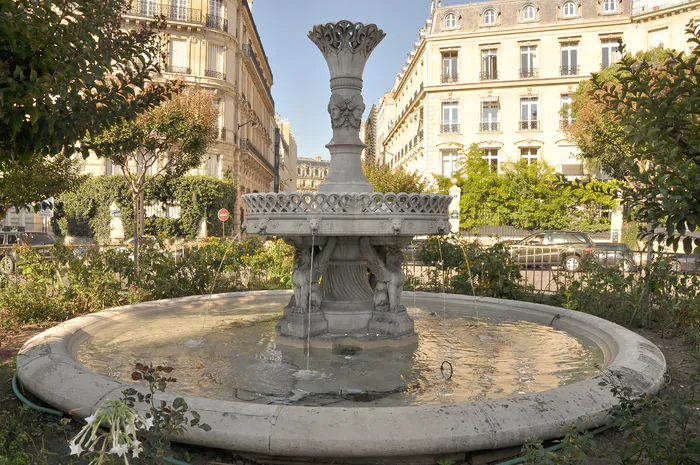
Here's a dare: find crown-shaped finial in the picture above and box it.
[308,21,386,56]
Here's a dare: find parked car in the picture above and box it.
[0,231,56,274]
[508,231,595,272]
[665,253,699,273]
[593,242,636,272]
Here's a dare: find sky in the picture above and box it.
[251,0,458,159]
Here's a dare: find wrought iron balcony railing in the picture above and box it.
[519,68,539,78]
[519,120,540,130]
[205,69,226,80]
[560,65,580,76]
[166,65,190,74]
[217,126,226,141]
[127,2,202,23]
[441,73,459,83]
[240,138,273,173]
[479,122,500,132]
[479,71,498,80]
[441,123,460,133]
[242,44,273,103]
[205,14,228,32]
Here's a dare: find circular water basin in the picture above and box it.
[16,291,666,464]
[76,294,603,407]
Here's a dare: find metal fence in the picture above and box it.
[402,249,698,294]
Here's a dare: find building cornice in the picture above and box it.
[631,0,700,20]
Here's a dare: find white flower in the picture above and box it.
[84,414,96,425]
[69,441,84,456]
[142,417,154,430]
[109,443,129,457]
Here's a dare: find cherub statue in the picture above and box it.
[309,237,337,312]
[359,237,405,313]
[289,238,337,313]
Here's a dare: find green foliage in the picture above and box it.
[54,175,237,241]
[363,161,428,193]
[436,144,619,231]
[522,428,599,464]
[0,0,177,167]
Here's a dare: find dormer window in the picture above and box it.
[522,4,537,21]
[444,13,457,28]
[562,1,576,16]
[483,8,497,25]
[603,0,617,12]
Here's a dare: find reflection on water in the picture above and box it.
[78,295,603,407]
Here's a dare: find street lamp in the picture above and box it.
[238,119,259,129]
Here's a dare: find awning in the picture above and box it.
[480,95,499,102]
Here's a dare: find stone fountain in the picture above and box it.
[242,21,451,343]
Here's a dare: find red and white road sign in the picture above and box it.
[217,208,230,222]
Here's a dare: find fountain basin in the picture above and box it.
[16,291,666,464]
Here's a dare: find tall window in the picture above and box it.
[209,0,223,17]
[603,0,617,12]
[520,147,540,164]
[648,28,669,49]
[207,44,224,78]
[560,95,574,128]
[559,145,583,176]
[482,148,499,171]
[140,0,158,16]
[561,1,577,16]
[206,155,221,177]
[520,97,539,130]
[441,102,459,133]
[520,45,538,78]
[441,52,458,83]
[522,5,536,20]
[480,101,499,132]
[170,0,188,20]
[441,150,459,176]
[169,39,188,73]
[480,49,498,80]
[601,40,619,69]
[483,8,497,25]
[560,42,579,75]
[444,13,457,28]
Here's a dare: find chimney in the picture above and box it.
[315,156,321,161]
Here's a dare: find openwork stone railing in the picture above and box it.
[242,192,451,215]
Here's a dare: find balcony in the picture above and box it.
[127,2,202,23]
[559,119,576,130]
[519,68,539,78]
[240,138,273,173]
[560,65,580,76]
[479,122,500,132]
[441,124,460,133]
[479,71,498,81]
[205,14,228,32]
[205,69,226,80]
[441,73,459,83]
[166,65,190,74]
[519,120,540,130]
[242,44,273,102]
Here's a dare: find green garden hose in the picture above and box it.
[12,373,193,465]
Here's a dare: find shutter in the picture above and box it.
[170,40,187,68]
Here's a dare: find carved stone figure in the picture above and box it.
[360,237,405,312]
[328,93,365,129]
[309,237,337,313]
[290,247,311,314]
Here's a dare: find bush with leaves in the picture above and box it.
[363,161,427,193]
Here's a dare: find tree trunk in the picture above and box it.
[132,189,141,282]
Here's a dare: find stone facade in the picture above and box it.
[296,157,330,192]
[377,0,700,180]
[277,117,298,192]
[80,0,288,235]
[361,104,378,165]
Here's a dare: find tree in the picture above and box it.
[363,162,427,193]
[588,23,700,252]
[0,157,85,221]
[0,0,178,169]
[567,47,673,179]
[89,87,218,273]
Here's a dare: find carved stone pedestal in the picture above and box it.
[277,309,328,339]
[368,308,415,338]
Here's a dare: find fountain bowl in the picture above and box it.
[16,290,665,464]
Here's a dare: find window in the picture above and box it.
[441,150,459,176]
[480,101,499,131]
[140,0,158,16]
[206,155,221,177]
[601,40,619,69]
[169,39,188,72]
[562,1,577,16]
[207,44,224,77]
[441,52,458,83]
[520,45,538,78]
[482,148,499,171]
[560,42,579,75]
[520,97,539,130]
[560,95,574,128]
[444,13,457,28]
[170,0,188,20]
[480,49,498,80]
[483,8,497,25]
[560,145,583,176]
[522,5,536,21]
[209,0,223,17]
[648,28,669,49]
[441,102,459,133]
[603,0,617,12]
[520,147,540,164]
